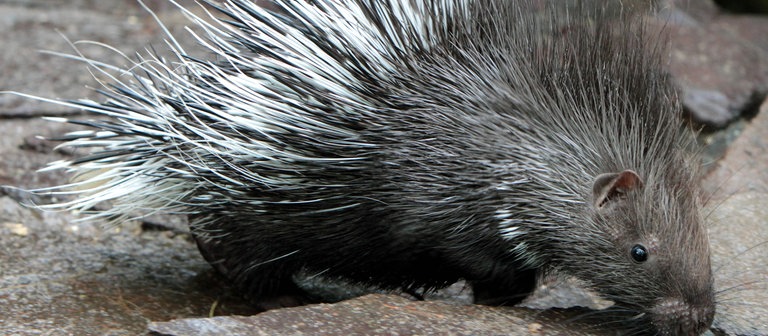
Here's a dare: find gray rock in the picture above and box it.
[660,1,768,128]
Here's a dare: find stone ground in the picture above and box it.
[0,1,766,335]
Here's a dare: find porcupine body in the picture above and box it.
[34,0,714,334]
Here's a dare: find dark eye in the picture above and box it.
[630,244,648,262]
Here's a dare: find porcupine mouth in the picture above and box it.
[650,298,714,335]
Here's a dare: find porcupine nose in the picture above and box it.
[653,297,714,335]
[687,303,714,335]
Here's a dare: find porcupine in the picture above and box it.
[27,0,715,334]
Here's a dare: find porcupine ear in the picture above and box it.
[592,170,644,210]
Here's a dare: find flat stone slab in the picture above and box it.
[148,294,604,336]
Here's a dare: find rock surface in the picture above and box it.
[1,1,766,335]
[148,294,606,336]
[664,0,768,128]
[702,99,768,335]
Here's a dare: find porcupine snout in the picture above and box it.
[651,296,715,335]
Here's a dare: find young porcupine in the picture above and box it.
[27,0,714,334]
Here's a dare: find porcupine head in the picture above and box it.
[18,0,715,335]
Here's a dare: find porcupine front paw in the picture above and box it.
[192,231,317,311]
[471,267,537,306]
[248,281,319,311]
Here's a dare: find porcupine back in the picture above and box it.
[33,0,714,334]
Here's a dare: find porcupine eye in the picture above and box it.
[630,244,648,262]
